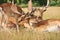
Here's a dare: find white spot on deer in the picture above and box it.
[46,25,59,32]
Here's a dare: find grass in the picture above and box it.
[0,29,60,40]
[0,7,60,40]
[42,7,60,20]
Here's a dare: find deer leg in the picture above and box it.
[0,13,4,30]
[2,14,11,33]
[16,18,19,32]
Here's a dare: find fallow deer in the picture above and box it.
[28,18,60,32]
[19,14,60,32]
[0,1,25,32]
[19,0,60,32]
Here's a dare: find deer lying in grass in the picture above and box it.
[26,0,60,32]
[18,0,50,31]
[29,18,60,32]
[19,1,60,32]
[18,0,60,32]
[18,7,60,32]
[19,14,60,32]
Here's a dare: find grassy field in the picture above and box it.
[0,29,60,40]
[43,7,60,20]
[0,7,60,40]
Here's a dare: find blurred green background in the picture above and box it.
[0,0,60,7]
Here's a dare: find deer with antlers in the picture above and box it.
[19,0,60,32]
[19,13,60,32]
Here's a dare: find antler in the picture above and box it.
[43,0,50,11]
[18,0,50,25]
[11,0,14,4]
[28,0,33,13]
[36,0,50,20]
[46,0,50,7]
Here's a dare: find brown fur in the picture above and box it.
[0,3,24,29]
[30,19,60,32]
[19,17,60,31]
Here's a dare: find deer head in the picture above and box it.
[27,0,50,20]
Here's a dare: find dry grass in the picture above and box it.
[0,28,60,40]
[0,7,60,40]
[43,7,60,20]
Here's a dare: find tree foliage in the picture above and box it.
[0,0,60,7]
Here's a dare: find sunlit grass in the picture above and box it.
[0,29,60,40]
[43,13,60,20]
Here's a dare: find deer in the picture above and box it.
[19,13,60,32]
[0,0,25,32]
[18,0,49,25]
[28,17,60,32]
[18,0,60,32]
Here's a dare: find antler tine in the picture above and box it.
[30,8,37,14]
[11,0,14,4]
[18,12,29,22]
[43,0,50,11]
[46,0,50,8]
[28,0,33,13]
